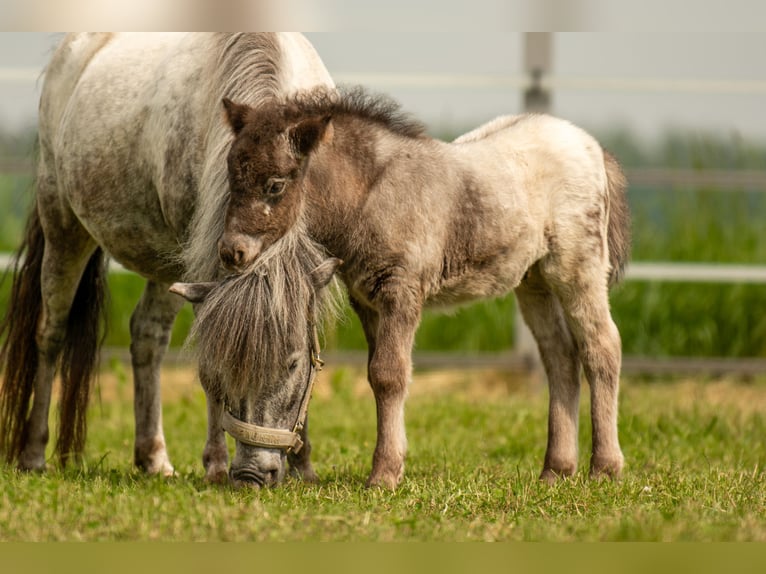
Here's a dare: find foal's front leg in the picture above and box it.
[363,301,420,489]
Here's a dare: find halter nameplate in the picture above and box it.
[221,410,304,453]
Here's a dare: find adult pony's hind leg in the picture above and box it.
[20,228,98,470]
[130,280,184,475]
[514,267,582,483]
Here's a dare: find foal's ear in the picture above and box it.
[222,98,251,135]
[310,258,343,290]
[289,115,332,159]
[169,282,218,304]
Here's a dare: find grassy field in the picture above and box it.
[1,365,765,541]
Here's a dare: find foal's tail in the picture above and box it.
[0,203,107,466]
[603,150,631,286]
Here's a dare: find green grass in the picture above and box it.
[1,368,765,541]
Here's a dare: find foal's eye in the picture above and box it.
[264,178,286,196]
[288,358,299,372]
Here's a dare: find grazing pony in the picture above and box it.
[215,86,631,488]
[0,32,334,484]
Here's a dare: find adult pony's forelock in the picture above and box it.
[188,224,340,401]
[181,33,285,282]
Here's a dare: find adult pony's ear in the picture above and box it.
[222,98,251,135]
[169,282,218,304]
[310,258,342,291]
[289,115,332,159]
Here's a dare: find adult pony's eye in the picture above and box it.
[264,178,286,196]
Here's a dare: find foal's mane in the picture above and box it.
[189,224,339,401]
[285,85,427,140]
[182,33,284,282]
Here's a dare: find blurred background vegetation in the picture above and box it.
[1,126,765,358]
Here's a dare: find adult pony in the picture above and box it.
[215,87,631,488]
[0,33,334,484]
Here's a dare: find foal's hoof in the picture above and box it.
[539,467,576,485]
[589,453,624,480]
[365,469,403,490]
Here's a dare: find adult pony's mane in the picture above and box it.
[183,33,284,281]
[287,85,427,140]
[189,224,339,402]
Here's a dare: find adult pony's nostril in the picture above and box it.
[263,468,280,486]
[230,468,265,488]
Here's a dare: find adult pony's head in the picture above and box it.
[173,228,340,487]
[217,95,332,272]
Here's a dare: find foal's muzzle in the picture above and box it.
[218,233,263,271]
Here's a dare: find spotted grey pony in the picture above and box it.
[0,32,335,485]
[214,87,631,488]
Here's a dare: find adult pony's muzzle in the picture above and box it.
[218,232,263,271]
[229,447,286,488]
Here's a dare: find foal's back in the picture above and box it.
[421,114,612,303]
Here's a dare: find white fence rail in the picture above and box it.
[2,251,766,283]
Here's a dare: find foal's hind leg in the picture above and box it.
[130,281,184,475]
[548,276,624,479]
[515,268,582,483]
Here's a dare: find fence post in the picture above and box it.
[514,33,552,370]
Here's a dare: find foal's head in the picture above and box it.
[218,97,331,272]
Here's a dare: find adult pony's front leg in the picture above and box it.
[362,299,420,489]
[199,376,229,484]
[130,281,184,476]
[287,416,319,483]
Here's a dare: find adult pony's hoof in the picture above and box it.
[289,464,320,484]
[18,448,47,473]
[204,465,230,485]
[134,438,175,477]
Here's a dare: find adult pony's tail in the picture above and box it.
[0,204,107,466]
[603,150,631,286]
[0,206,45,464]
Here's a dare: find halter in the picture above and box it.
[221,322,325,454]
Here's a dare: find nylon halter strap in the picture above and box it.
[221,322,324,454]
